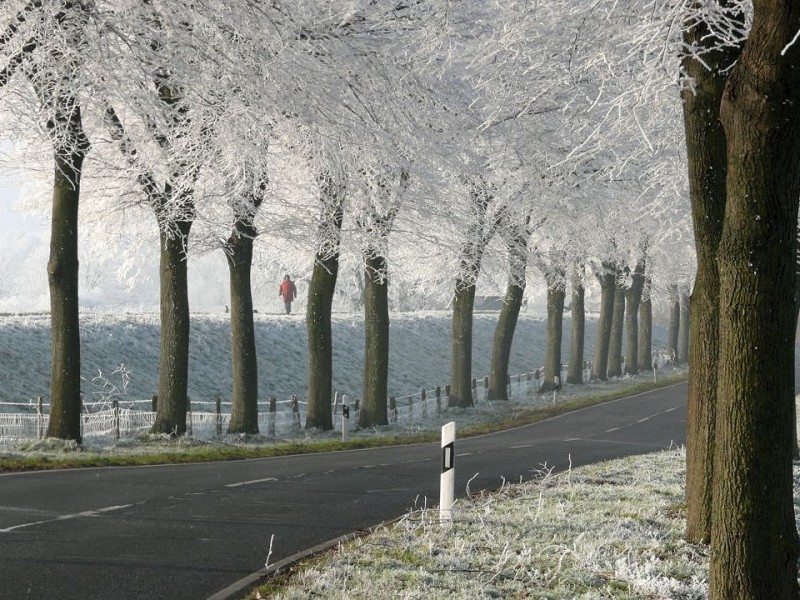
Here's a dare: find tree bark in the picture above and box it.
[590,263,615,381]
[305,180,344,430]
[488,229,528,401]
[709,5,800,595]
[677,289,690,365]
[666,285,680,362]
[450,280,476,408]
[359,254,390,427]
[152,223,192,436]
[795,233,800,460]
[606,275,625,378]
[449,177,494,409]
[46,147,86,442]
[637,280,652,373]
[566,263,585,385]
[623,258,646,376]
[226,233,259,434]
[539,279,565,393]
[487,283,524,401]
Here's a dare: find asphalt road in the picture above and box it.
[0,382,686,600]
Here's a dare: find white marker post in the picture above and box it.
[341,400,350,442]
[440,421,456,522]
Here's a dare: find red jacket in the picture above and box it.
[279,279,297,302]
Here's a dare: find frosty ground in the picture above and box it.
[255,412,800,600]
[0,310,745,599]
[0,310,607,410]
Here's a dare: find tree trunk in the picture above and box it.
[305,183,344,431]
[152,223,192,436]
[591,264,615,381]
[487,284,524,401]
[795,234,800,460]
[46,149,85,442]
[566,263,585,385]
[450,280,476,408]
[709,6,800,595]
[623,258,646,376]
[539,282,565,393]
[677,289,690,365]
[606,276,625,378]
[666,285,680,363]
[359,254,390,427]
[226,233,259,434]
[637,281,652,372]
[681,1,740,546]
[488,232,527,401]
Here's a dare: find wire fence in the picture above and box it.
[0,359,636,444]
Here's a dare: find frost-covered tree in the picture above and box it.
[356,164,407,428]
[0,0,93,442]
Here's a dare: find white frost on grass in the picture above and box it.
[269,448,708,599]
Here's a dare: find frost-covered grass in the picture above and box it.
[258,448,707,599]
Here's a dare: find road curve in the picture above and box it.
[0,382,686,600]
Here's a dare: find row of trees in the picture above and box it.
[0,0,691,437]
[2,1,799,597]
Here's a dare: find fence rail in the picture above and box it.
[0,359,632,444]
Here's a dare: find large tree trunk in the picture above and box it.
[539,279,565,393]
[677,289,690,365]
[487,283,524,401]
[226,233,259,434]
[359,254,390,427]
[666,285,680,362]
[637,279,653,372]
[681,0,740,546]
[449,178,494,409]
[606,275,625,378]
[305,182,344,430]
[450,280,476,408]
[623,258,646,376]
[709,6,800,596]
[152,223,192,436]
[795,233,800,460]
[46,147,86,442]
[487,230,528,401]
[566,263,585,385]
[590,263,615,381]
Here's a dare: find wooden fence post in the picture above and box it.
[389,396,397,423]
[186,396,193,437]
[215,396,222,436]
[332,391,340,425]
[435,386,441,415]
[421,389,427,419]
[112,399,120,440]
[291,395,300,430]
[268,396,277,437]
[151,394,158,412]
[36,396,43,440]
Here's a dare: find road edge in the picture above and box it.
[206,529,371,600]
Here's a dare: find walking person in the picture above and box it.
[278,274,297,314]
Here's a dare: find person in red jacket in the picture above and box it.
[278,274,298,314]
